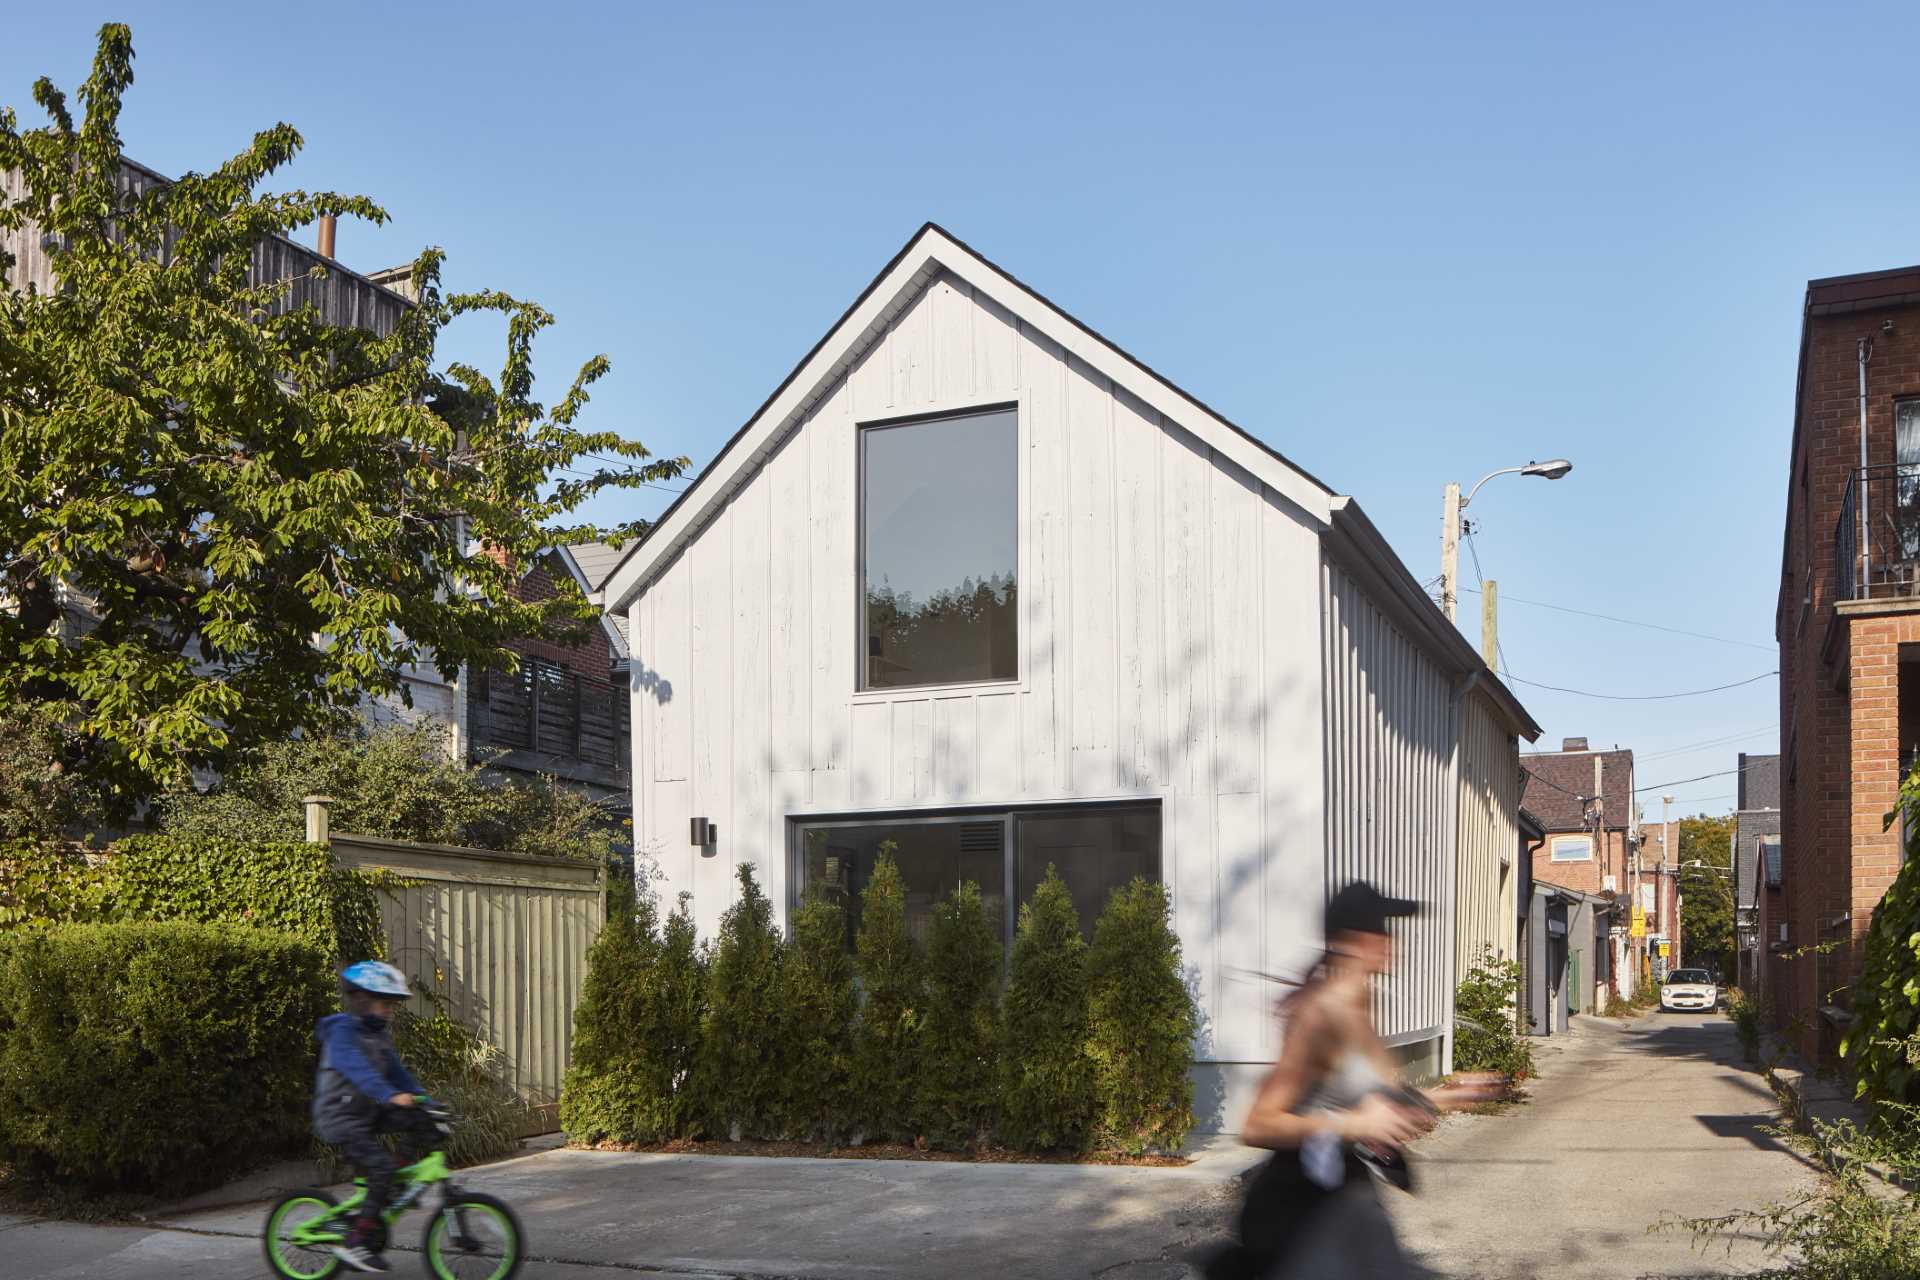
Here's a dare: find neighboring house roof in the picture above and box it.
[1520,748,1634,832]
[1735,809,1783,911]
[596,222,1541,740]
[1518,807,1547,841]
[1736,752,1781,811]
[544,546,630,662]
[563,540,628,593]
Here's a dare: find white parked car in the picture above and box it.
[1659,968,1719,1013]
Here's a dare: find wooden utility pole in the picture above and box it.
[1481,579,1498,669]
[1440,482,1462,621]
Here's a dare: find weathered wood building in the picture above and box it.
[605,225,1540,1121]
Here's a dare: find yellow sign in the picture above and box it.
[1631,904,1647,938]
[1659,942,1670,957]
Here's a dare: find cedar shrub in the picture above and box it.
[1086,877,1196,1153]
[999,865,1095,1152]
[851,846,924,1142]
[918,881,1003,1149]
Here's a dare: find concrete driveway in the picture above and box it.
[0,1012,1815,1279]
[0,1139,1257,1279]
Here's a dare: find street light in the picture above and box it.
[1440,459,1575,622]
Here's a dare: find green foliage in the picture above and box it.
[851,847,924,1142]
[1086,878,1196,1153]
[1677,814,1737,978]
[918,882,1002,1149]
[0,26,686,819]
[1000,865,1096,1152]
[160,722,617,862]
[778,894,858,1142]
[694,864,787,1139]
[0,703,101,841]
[1729,987,1773,1064]
[1839,834,1920,1106]
[0,833,386,963]
[390,1003,530,1168]
[1451,945,1535,1080]
[0,921,331,1193]
[559,887,707,1145]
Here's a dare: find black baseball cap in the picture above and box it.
[1324,880,1420,937]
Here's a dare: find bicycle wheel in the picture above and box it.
[262,1188,345,1279]
[421,1191,523,1280]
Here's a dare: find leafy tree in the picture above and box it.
[779,895,859,1141]
[1840,770,1920,1106]
[0,703,100,840]
[1677,814,1736,980]
[850,846,923,1142]
[918,882,1002,1149]
[1000,865,1096,1152]
[0,25,684,820]
[1086,878,1196,1153]
[159,720,619,861]
[693,863,786,1140]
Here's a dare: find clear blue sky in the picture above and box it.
[12,4,1916,817]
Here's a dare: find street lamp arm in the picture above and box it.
[1460,466,1529,511]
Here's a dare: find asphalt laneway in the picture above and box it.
[1386,1011,1817,1279]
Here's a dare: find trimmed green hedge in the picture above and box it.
[0,921,332,1194]
[0,835,387,962]
[561,863,1199,1155]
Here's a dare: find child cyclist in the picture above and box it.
[314,961,436,1274]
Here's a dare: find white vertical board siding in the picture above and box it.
[627,271,1328,1065]
[1320,562,1454,1045]
[1457,690,1521,972]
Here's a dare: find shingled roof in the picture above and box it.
[1521,746,1635,833]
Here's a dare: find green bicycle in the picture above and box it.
[262,1106,523,1280]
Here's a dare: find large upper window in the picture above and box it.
[794,803,1160,948]
[861,407,1017,689]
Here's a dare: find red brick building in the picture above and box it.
[1521,738,1641,997]
[1776,265,1920,1060]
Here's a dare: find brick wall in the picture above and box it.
[1529,827,1632,897]
[1777,283,1920,1059]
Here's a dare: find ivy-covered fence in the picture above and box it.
[562,853,1199,1156]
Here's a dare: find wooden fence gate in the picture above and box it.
[328,830,605,1116]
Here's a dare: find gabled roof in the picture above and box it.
[540,546,629,661]
[601,223,1337,613]
[1736,752,1781,811]
[1521,747,1634,832]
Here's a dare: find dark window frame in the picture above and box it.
[855,403,1021,693]
[786,799,1163,948]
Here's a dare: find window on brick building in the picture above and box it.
[1550,835,1592,862]
[1762,836,1782,888]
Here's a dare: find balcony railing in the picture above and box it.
[1834,462,1920,603]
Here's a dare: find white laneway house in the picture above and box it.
[598,226,1540,1124]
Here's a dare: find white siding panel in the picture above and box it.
[689,511,734,929]
[932,695,978,802]
[1320,560,1453,1045]
[1162,427,1214,799]
[1066,356,1116,795]
[930,276,975,402]
[973,292,1019,397]
[889,284,932,408]
[1211,458,1262,797]
[850,701,889,806]
[649,561,691,784]
[891,699,932,800]
[768,432,811,776]
[1020,321,1068,796]
[1112,390,1164,792]
[809,386,855,806]
[732,476,772,889]
[1214,792,1266,1061]
[977,693,1020,797]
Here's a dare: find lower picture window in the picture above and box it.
[793,802,1161,947]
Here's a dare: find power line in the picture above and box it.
[1458,587,1772,653]
[1633,759,1776,793]
[1637,725,1779,762]
[1503,669,1777,702]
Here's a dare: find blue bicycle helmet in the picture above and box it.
[340,960,412,999]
